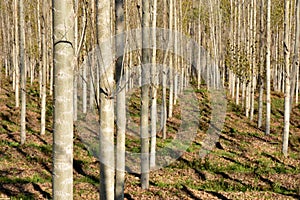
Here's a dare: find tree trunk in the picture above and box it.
[97,0,115,198]
[140,0,150,189]
[265,0,271,135]
[161,0,168,139]
[250,0,257,121]
[258,0,264,128]
[168,0,174,118]
[115,0,125,198]
[52,0,74,198]
[40,1,47,135]
[73,0,79,121]
[235,77,240,105]
[290,0,300,107]
[150,0,158,169]
[20,0,26,145]
[283,0,291,157]
[14,0,20,108]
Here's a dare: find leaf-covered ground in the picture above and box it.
[0,76,299,200]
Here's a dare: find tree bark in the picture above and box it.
[258,0,264,128]
[52,0,74,198]
[250,0,257,121]
[265,0,272,135]
[283,0,291,157]
[20,0,26,145]
[150,0,158,169]
[97,0,115,198]
[290,0,300,107]
[141,0,150,189]
[40,1,47,135]
[14,0,20,108]
[161,0,168,139]
[168,0,174,118]
[115,0,125,198]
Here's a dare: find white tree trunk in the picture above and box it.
[283,0,291,157]
[97,0,115,198]
[161,0,168,139]
[40,1,47,135]
[20,0,26,145]
[115,0,125,198]
[258,0,264,128]
[250,0,257,121]
[290,0,300,107]
[52,0,74,198]
[14,0,20,108]
[235,77,240,105]
[150,0,158,169]
[265,0,271,135]
[141,0,150,189]
[168,0,174,118]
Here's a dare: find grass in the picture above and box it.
[25,143,52,154]
[75,176,99,186]
[0,140,20,147]
[0,174,49,185]
[10,195,35,200]
[193,179,251,192]
[0,79,299,199]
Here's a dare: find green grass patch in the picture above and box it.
[0,174,49,184]
[200,158,254,174]
[212,150,236,158]
[0,140,20,147]
[76,176,99,186]
[26,143,52,155]
[10,194,35,200]
[272,98,284,109]
[186,142,202,153]
[125,138,141,153]
[189,179,252,192]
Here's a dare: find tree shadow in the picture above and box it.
[15,145,52,173]
[205,191,231,200]
[261,152,297,169]
[178,157,206,181]
[181,185,202,200]
[124,193,135,200]
[254,171,300,199]
[32,183,51,199]
[73,159,99,184]
[0,178,50,199]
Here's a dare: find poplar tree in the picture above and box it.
[52,0,74,198]
[265,0,272,135]
[140,0,150,189]
[97,0,115,198]
[283,0,291,157]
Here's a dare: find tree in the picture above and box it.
[258,0,265,128]
[250,0,257,121]
[115,0,125,198]
[20,0,26,145]
[290,0,300,107]
[150,0,158,169]
[97,0,115,198]
[265,0,271,135]
[161,0,168,140]
[52,0,74,198]
[282,0,291,157]
[40,0,47,135]
[168,0,174,118]
[140,0,150,190]
[14,0,20,109]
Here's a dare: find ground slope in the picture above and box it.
[0,77,299,200]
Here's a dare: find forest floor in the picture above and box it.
[0,76,299,200]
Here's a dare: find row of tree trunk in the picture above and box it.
[0,0,299,199]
